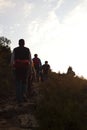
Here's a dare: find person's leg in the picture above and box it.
[36,70,40,82]
[14,70,22,103]
[43,73,48,81]
[40,71,43,82]
[27,74,32,98]
[15,79,23,103]
[21,72,29,101]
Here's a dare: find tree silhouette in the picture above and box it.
[0,36,12,98]
[0,36,11,48]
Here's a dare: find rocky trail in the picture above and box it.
[0,83,39,130]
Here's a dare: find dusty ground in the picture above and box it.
[0,84,39,130]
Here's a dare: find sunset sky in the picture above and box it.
[0,0,87,78]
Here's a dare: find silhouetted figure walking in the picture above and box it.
[42,61,50,81]
[32,54,42,82]
[67,66,75,77]
[11,39,32,104]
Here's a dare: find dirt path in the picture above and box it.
[0,83,39,130]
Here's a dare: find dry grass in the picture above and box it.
[36,72,87,130]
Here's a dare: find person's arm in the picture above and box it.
[39,58,42,66]
[10,50,15,67]
[48,64,50,69]
[28,49,32,71]
[48,64,51,73]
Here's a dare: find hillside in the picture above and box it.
[35,72,87,130]
[0,72,87,130]
[0,37,87,129]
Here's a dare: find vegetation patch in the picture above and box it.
[36,73,87,130]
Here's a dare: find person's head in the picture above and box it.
[19,39,25,46]
[34,54,38,58]
[45,61,48,64]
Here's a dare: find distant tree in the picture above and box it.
[0,36,11,48]
[0,36,11,63]
[0,36,12,98]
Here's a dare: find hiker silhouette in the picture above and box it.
[32,54,42,82]
[42,61,50,81]
[11,39,32,103]
[67,66,75,77]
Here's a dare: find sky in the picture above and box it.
[0,0,87,78]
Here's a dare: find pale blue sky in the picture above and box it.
[0,0,87,78]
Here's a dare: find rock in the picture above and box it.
[18,113,38,128]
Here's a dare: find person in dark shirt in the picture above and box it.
[42,61,50,81]
[11,39,32,104]
[32,54,42,82]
